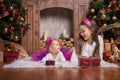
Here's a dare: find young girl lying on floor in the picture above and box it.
[4,38,72,68]
[41,38,66,62]
[70,18,119,67]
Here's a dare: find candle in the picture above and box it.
[44,30,48,41]
[63,28,66,38]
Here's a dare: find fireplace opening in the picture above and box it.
[40,7,73,40]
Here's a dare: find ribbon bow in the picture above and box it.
[46,38,53,45]
[82,18,91,27]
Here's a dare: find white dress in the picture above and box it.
[70,35,119,68]
[41,51,66,62]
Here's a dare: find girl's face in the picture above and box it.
[79,25,93,42]
[50,40,60,54]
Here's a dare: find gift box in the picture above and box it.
[45,60,55,66]
[4,51,19,63]
[103,52,111,61]
[91,57,100,66]
[78,57,91,67]
[78,57,100,67]
[4,57,17,63]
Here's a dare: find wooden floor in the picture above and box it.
[0,64,120,80]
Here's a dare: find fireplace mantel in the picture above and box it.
[22,0,90,53]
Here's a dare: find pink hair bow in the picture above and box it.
[82,18,91,27]
[46,38,53,45]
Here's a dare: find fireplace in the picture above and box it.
[40,8,73,40]
[22,0,90,53]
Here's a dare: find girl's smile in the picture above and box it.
[79,25,93,44]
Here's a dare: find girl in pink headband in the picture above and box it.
[42,38,66,62]
[70,18,119,67]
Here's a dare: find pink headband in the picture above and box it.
[82,18,91,27]
[46,38,53,45]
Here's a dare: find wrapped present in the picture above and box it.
[103,52,111,61]
[91,57,100,66]
[4,57,17,63]
[78,57,91,67]
[45,60,55,66]
[78,57,100,67]
[4,51,19,63]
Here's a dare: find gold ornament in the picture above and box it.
[92,16,97,19]
[13,36,19,41]
[112,16,117,21]
[90,8,95,14]
[24,7,28,10]
[101,14,106,20]
[20,17,24,21]
[10,6,13,10]
[3,28,9,34]
[108,5,111,8]
[103,23,107,28]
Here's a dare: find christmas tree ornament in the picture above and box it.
[112,15,117,21]
[0,15,2,19]
[1,3,5,8]
[103,23,107,28]
[10,6,13,10]
[92,16,97,19]
[3,11,9,17]
[13,35,19,41]
[111,28,115,33]
[108,4,111,8]
[90,8,95,14]
[24,7,28,11]
[107,8,112,12]
[3,28,9,34]
[109,0,116,5]
[101,14,106,20]
[13,9,17,14]
[10,17,13,21]
[20,17,24,21]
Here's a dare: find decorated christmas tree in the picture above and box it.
[0,0,30,42]
[87,0,120,39]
